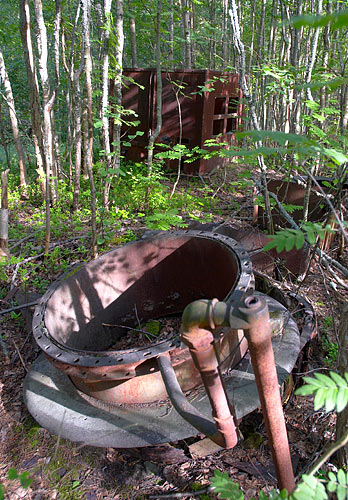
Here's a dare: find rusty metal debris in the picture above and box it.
[33,231,253,404]
[113,69,243,174]
[26,230,316,490]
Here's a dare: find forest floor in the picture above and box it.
[0,169,347,500]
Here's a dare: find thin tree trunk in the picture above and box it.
[168,0,174,67]
[108,0,124,206]
[181,0,191,69]
[82,0,97,257]
[33,0,57,211]
[19,0,45,193]
[53,0,62,181]
[101,0,112,203]
[61,2,84,206]
[336,302,348,467]
[222,0,229,67]
[229,0,273,235]
[247,0,256,75]
[0,48,27,189]
[256,0,266,66]
[190,0,196,68]
[302,0,323,221]
[0,103,11,171]
[147,0,162,182]
[129,0,138,67]
[0,169,9,259]
[73,79,83,210]
[305,0,323,101]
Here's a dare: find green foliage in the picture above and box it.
[295,371,348,413]
[210,471,245,500]
[144,209,188,230]
[321,335,338,366]
[0,468,33,499]
[230,131,348,165]
[326,470,348,500]
[264,222,335,253]
[292,475,328,500]
[210,372,348,500]
[291,10,348,30]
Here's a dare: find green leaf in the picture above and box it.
[336,387,348,413]
[337,469,346,485]
[0,484,4,500]
[337,484,347,500]
[327,481,337,493]
[210,471,244,500]
[328,472,337,482]
[263,238,278,252]
[8,468,18,480]
[330,372,347,388]
[295,231,305,250]
[314,372,337,388]
[302,475,319,489]
[302,376,323,387]
[306,229,316,244]
[313,387,327,410]
[324,387,337,413]
[19,472,32,489]
[295,384,317,396]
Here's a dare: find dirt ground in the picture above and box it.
[0,173,347,500]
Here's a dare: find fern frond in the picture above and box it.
[295,371,348,412]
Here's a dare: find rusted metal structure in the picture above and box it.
[117,69,243,174]
[25,230,316,491]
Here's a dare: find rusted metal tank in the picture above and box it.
[254,176,348,251]
[113,69,243,174]
[32,231,253,404]
[25,231,316,453]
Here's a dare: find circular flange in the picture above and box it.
[24,293,300,448]
[32,230,254,373]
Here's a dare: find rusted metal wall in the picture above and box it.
[116,69,242,174]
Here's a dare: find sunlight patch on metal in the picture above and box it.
[24,230,316,449]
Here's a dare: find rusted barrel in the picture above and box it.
[32,231,254,404]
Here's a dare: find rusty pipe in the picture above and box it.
[181,300,238,449]
[239,295,295,493]
[157,354,225,447]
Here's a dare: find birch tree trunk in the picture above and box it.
[229,0,273,235]
[61,2,84,208]
[101,0,112,203]
[108,0,124,207]
[303,0,323,221]
[82,0,97,257]
[305,0,323,102]
[222,0,229,67]
[19,0,45,193]
[33,0,58,218]
[0,48,27,189]
[52,0,62,180]
[181,0,191,69]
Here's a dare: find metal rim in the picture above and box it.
[32,230,254,369]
